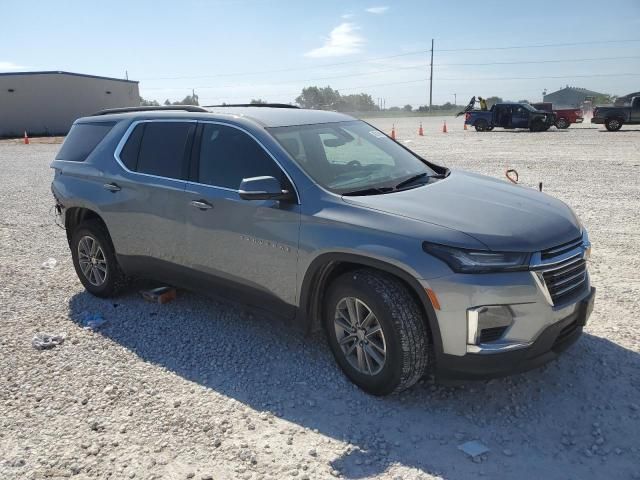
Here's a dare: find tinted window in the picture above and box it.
[198,124,283,189]
[136,122,194,179]
[56,123,114,162]
[119,123,144,171]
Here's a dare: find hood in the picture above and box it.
[342,170,581,252]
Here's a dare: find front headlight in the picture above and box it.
[422,242,531,273]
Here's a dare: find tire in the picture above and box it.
[70,219,128,297]
[529,119,545,132]
[474,119,488,132]
[555,117,570,129]
[486,126,494,131]
[605,117,623,131]
[324,269,430,395]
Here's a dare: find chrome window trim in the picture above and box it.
[113,118,300,204]
[112,119,197,185]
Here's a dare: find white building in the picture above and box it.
[0,71,139,137]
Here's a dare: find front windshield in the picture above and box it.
[521,103,538,112]
[268,120,436,194]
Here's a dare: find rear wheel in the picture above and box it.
[474,119,488,132]
[70,219,128,297]
[605,117,623,131]
[324,269,430,395]
[555,117,570,129]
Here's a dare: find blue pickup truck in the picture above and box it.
[464,103,556,132]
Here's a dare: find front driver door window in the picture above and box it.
[182,123,300,314]
[512,105,529,128]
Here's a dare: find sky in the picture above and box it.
[2,0,640,107]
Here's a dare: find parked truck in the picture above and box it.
[591,96,640,131]
[465,102,555,132]
[531,102,583,129]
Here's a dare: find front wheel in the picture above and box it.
[324,270,430,395]
[70,219,128,297]
[605,118,623,131]
[555,117,570,129]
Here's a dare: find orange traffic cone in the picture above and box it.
[24,131,30,144]
[391,124,396,140]
[418,122,424,136]
[442,121,447,133]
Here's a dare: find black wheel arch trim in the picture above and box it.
[297,252,444,360]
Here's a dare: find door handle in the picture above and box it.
[189,199,213,210]
[103,182,121,192]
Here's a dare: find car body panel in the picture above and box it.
[341,170,581,252]
[51,107,593,380]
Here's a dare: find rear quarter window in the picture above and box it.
[55,123,114,162]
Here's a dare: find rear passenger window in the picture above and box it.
[198,124,283,189]
[56,123,114,162]
[135,122,194,179]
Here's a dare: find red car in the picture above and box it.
[531,102,583,129]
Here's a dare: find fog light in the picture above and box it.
[467,306,513,345]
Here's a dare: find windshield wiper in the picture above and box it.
[395,171,449,190]
[394,172,428,190]
[342,186,394,196]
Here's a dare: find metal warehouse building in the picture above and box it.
[0,71,139,137]
[542,85,605,108]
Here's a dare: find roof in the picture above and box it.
[545,86,604,97]
[83,106,355,128]
[0,70,138,84]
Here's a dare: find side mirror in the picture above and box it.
[239,176,294,201]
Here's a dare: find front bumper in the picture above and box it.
[574,117,584,123]
[436,287,595,381]
[591,118,604,124]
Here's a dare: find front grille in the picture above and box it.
[536,238,588,305]
[479,326,507,343]
[541,236,583,260]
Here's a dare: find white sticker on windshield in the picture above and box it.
[369,130,386,139]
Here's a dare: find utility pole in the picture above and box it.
[429,39,434,112]
[453,93,457,106]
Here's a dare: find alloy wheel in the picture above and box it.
[77,235,108,286]
[334,297,387,375]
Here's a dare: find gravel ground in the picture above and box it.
[1,116,639,480]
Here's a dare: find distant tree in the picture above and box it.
[250,98,268,104]
[140,96,160,106]
[403,104,413,112]
[295,86,378,111]
[338,93,377,112]
[295,86,341,110]
[174,94,199,106]
[388,106,401,112]
[485,96,503,108]
[162,94,200,106]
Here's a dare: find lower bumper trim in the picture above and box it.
[436,287,595,381]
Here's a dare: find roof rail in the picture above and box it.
[203,103,299,109]
[92,105,209,116]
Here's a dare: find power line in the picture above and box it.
[436,38,640,52]
[438,55,640,66]
[134,39,640,81]
[142,72,640,94]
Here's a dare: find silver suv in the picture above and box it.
[51,105,595,395]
